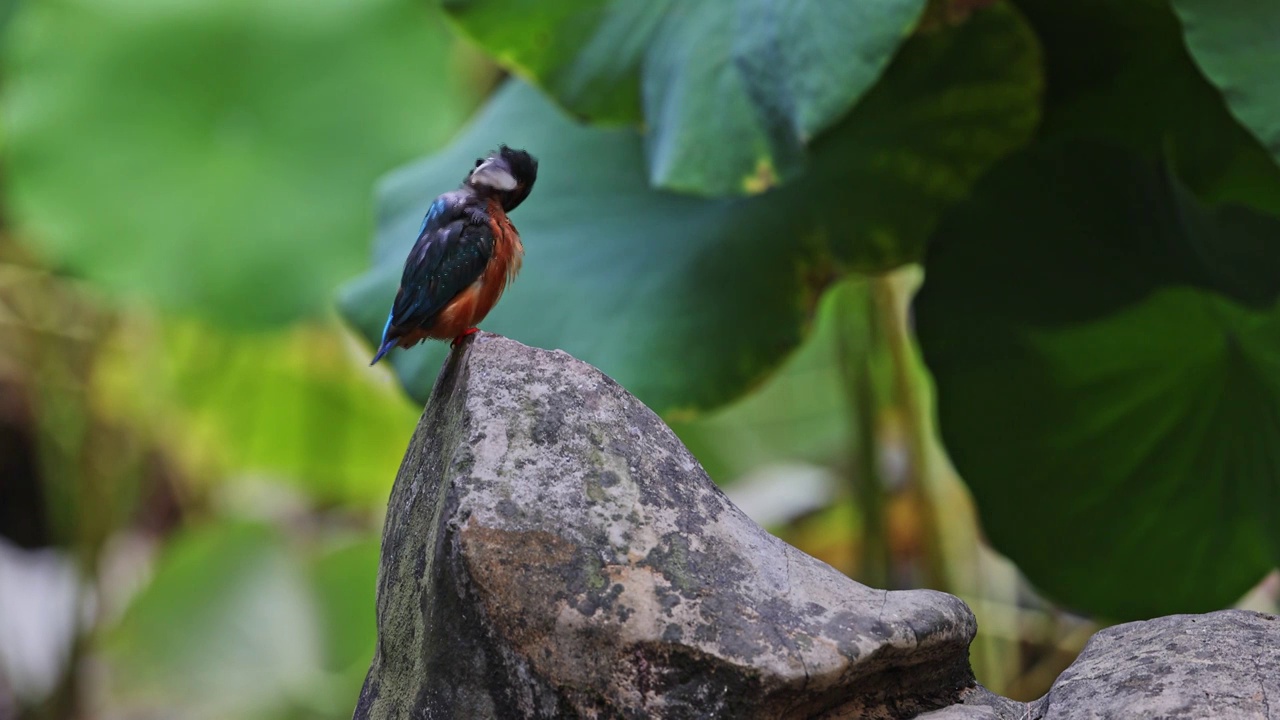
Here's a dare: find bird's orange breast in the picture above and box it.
[485,197,523,288]
[413,198,523,341]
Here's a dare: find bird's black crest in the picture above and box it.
[468,144,538,212]
[497,144,538,187]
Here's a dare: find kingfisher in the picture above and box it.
[370,145,538,365]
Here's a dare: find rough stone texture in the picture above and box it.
[1032,610,1280,719]
[354,333,979,720]
[916,687,1031,720]
[354,333,1280,720]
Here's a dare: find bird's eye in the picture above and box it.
[474,158,483,168]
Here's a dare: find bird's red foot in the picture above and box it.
[450,327,479,349]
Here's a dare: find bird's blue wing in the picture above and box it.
[417,196,445,236]
[393,200,494,322]
[371,194,494,363]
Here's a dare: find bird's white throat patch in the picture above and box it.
[470,161,517,191]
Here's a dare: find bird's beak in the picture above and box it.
[470,158,517,191]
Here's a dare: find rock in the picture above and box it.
[354,333,980,720]
[914,612,1280,719]
[352,333,1280,720]
[916,687,1032,720]
[1033,610,1280,719]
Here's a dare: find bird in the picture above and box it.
[370,145,538,365]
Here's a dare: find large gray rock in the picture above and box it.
[354,333,1280,720]
[354,333,982,719]
[1033,610,1280,719]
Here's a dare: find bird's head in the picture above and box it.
[465,145,538,212]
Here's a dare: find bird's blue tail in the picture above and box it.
[370,338,396,366]
[370,312,396,365]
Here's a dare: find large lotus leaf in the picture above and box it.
[1013,0,1280,215]
[340,4,1040,414]
[442,0,926,196]
[1173,0,1280,167]
[1,0,479,328]
[915,142,1280,620]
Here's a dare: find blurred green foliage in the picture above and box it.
[97,320,419,506]
[1,0,1279,717]
[102,521,378,719]
[3,0,483,327]
[0,0,475,716]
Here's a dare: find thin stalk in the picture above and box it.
[835,282,889,588]
[871,274,948,590]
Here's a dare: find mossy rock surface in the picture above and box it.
[355,333,978,719]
